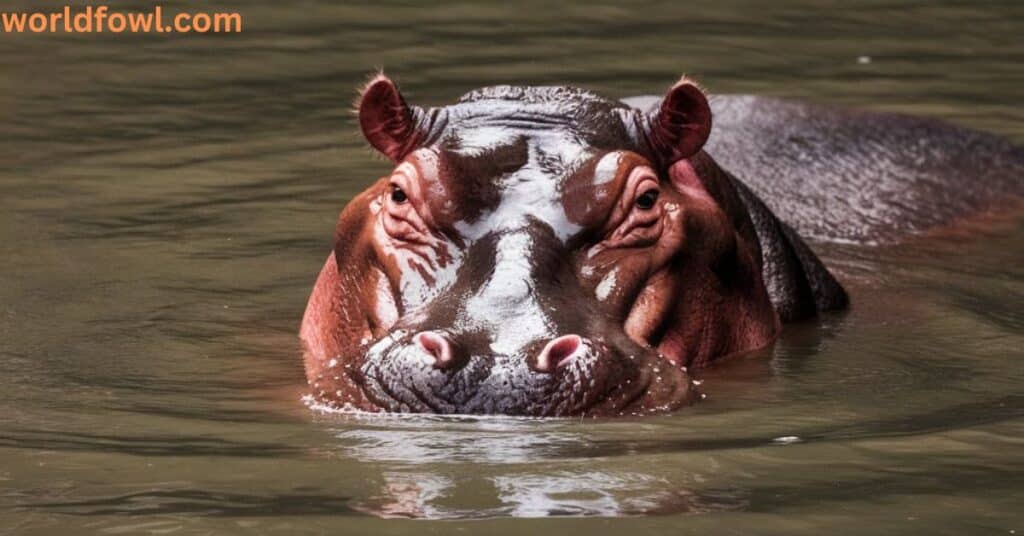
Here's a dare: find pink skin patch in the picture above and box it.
[535,334,584,372]
[413,331,455,369]
[668,159,713,200]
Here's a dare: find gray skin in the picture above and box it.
[625,94,1024,320]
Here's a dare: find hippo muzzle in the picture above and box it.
[359,329,694,416]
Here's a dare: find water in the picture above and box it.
[1,0,1023,533]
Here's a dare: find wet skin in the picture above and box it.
[300,76,1024,417]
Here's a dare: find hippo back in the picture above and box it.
[625,95,1024,245]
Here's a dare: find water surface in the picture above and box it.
[1,0,1023,533]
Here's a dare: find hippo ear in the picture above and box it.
[646,78,713,164]
[357,75,424,162]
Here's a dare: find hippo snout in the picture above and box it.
[356,329,698,417]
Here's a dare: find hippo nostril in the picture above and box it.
[535,334,584,373]
[413,331,456,369]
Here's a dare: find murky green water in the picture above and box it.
[2,0,1023,533]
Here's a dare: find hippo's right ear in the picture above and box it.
[357,75,424,162]
[644,78,713,165]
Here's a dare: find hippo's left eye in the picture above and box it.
[390,185,408,204]
[636,189,659,210]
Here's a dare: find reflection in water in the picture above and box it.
[330,420,584,465]
[361,472,454,519]
[489,472,733,518]
[325,416,752,518]
[356,469,746,519]
[493,472,665,518]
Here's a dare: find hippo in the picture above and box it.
[300,74,1023,417]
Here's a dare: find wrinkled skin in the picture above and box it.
[300,75,1024,417]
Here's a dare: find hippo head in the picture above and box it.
[300,75,779,417]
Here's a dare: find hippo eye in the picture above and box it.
[636,189,659,210]
[390,185,408,204]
